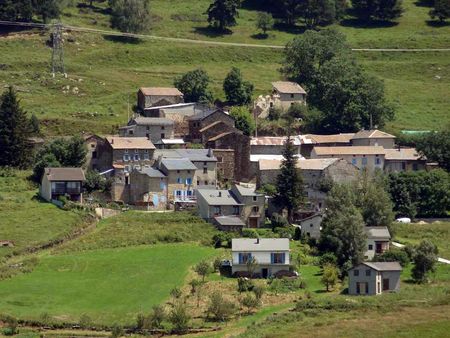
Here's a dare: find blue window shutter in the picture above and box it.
[281,253,285,264]
[271,253,274,264]
[239,253,242,264]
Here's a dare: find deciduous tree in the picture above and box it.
[109,0,151,33]
[206,0,240,32]
[230,106,255,136]
[32,0,62,23]
[412,239,438,283]
[416,129,450,172]
[174,69,213,103]
[430,0,450,22]
[223,67,254,105]
[256,11,274,35]
[321,264,338,291]
[351,0,403,21]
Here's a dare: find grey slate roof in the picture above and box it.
[44,168,85,181]
[139,167,166,178]
[161,158,197,171]
[232,238,290,252]
[361,261,402,271]
[365,226,391,239]
[132,117,174,126]
[154,149,217,162]
[214,216,245,226]
[233,184,263,197]
[196,189,242,206]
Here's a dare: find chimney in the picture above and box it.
[256,238,260,244]
[207,148,213,157]
[218,191,222,197]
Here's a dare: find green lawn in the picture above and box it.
[0,171,85,258]
[59,211,218,252]
[0,244,216,325]
[392,221,450,258]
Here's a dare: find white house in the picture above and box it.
[365,227,391,260]
[231,238,290,278]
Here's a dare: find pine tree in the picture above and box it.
[274,133,304,222]
[0,86,33,168]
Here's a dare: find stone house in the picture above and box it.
[119,117,174,143]
[212,149,235,184]
[137,87,183,111]
[350,130,396,149]
[129,167,168,209]
[384,148,427,172]
[158,158,196,202]
[271,81,307,109]
[231,184,265,228]
[348,262,402,295]
[311,146,385,173]
[83,134,107,171]
[250,136,302,156]
[365,227,391,260]
[154,148,218,189]
[231,238,290,278]
[40,167,85,203]
[302,133,355,158]
[188,109,235,142]
[298,213,323,240]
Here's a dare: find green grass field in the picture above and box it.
[0,244,216,325]
[0,171,85,258]
[392,221,450,258]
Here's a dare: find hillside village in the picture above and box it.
[0,1,449,337]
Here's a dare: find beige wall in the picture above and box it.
[385,160,426,173]
[39,174,52,201]
[311,152,385,173]
[351,138,395,149]
[120,124,174,143]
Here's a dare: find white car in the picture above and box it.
[396,217,411,224]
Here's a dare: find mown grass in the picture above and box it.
[0,244,216,325]
[0,171,85,259]
[61,0,450,48]
[392,221,450,258]
[58,211,218,252]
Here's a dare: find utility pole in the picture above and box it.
[51,22,65,76]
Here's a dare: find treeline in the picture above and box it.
[0,0,63,23]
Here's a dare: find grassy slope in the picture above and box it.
[0,244,216,325]
[0,172,84,258]
[392,221,450,258]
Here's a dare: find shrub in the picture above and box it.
[268,277,305,293]
[242,228,259,238]
[79,314,92,329]
[170,287,182,299]
[253,285,265,300]
[373,248,410,267]
[2,316,18,336]
[240,293,260,314]
[169,302,190,334]
[273,226,294,239]
[271,213,289,229]
[207,291,236,321]
[237,277,255,293]
[110,325,124,338]
[194,260,211,282]
[149,305,166,329]
[319,253,338,268]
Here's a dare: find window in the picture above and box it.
[124,165,130,172]
[310,223,313,228]
[161,126,165,130]
[271,253,285,264]
[401,162,406,171]
[144,153,149,160]
[361,157,368,166]
[91,144,95,148]
[187,170,191,174]
[375,157,381,165]
[252,206,259,213]
[233,206,240,215]
[238,253,251,264]
[134,154,140,161]
[368,244,373,250]
[92,151,97,159]
[197,180,200,185]
[123,154,130,162]
[176,190,182,197]
[203,161,207,166]
[161,133,165,139]
[214,206,221,215]
[217,156,223,163]
[187,190,193,196]
[353,269,359,276]
[412,163,418,171]
[67,181,78,189]
[253,196,257,202]
[125,149,129,153]
[203,167,208,174]
[352,158,357,165]
[134,149,138,153]
[366,269,371,277]
[205,181,208,185]
[177,170,180,173]
[186,178,192,185]
[290,93,294,98]
[177,177,182,184]
[146,126,150,131]
[128,130,134,135]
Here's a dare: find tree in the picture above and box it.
[85,170,107,193]
[282,29,394,133]
[412,240,438,283]
[302,0,337,28]
[430,0,450,22]
[30,113,40,135]
[230,106,255,136]
[416,129,450,172]
[246,256,258,278]
[319,184,367,271]
[0,86,33,168]
[32,0,62,23]
[274,135,304,222]
[109,0,151,33]
[353,171,394,229]
[223,67,254,105]
[189,279,203,308]
[321,264,338,291]
[351,0,403,21]
[240,293,260,314]
[279,0,303,25]
[256,11,273,35]
[0,0,33,21]
[207,291,236,321]
[194,260,211,282]
[148,305,166,329]
[174,69,213,103]
[206,0,240,32]
[169,301,190,334]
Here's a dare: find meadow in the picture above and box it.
[0,244,216,325]
[0,171,85,258]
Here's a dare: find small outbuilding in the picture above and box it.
[348,262,402,296]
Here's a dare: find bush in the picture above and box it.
[268,277,305,293]
[110,325,124,338]
[373,248,410,267]
[3,316,18,336]
[207,291,236,321]
[271,213,289,229]
[242,228,259,238]
[169,302,190,334]
[237,277,255,293]
[79,314,92,329]
[253,285,265,300]
[170,287,182,299]
[319,253,338,268]
[273,226,294,239]
[240,293,261,314]
[149,305,166,329]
